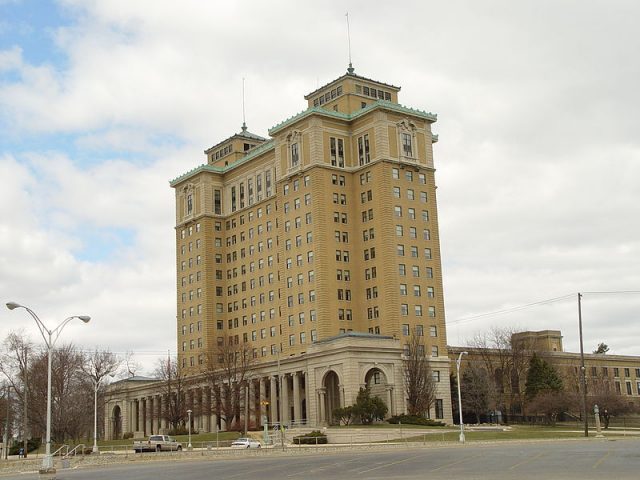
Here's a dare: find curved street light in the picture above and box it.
[456,351,468,444]
[6,302,90,472]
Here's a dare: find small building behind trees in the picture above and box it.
[449,329,640,424]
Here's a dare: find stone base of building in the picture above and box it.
[104,334,452,439]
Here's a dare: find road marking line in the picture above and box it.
[430,453,482,472]
[355,453,424,475]
[508,451,545,470]
[288,455,364,477]
[592,450,610,469]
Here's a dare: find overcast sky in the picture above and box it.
[1,0,638,375]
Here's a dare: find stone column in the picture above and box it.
[219,386,227,431]
[104,401,112,440]
[281,374,290,424]
[248,380,256,427]
[145,397,152,435]
[318,388,326,425]
[151,395,157,434]
[270,376,277,423]
[338,384,345,408]
[259,378,266,427]
[134,399,140,433]
[211,386,218,432]
[196,388,203,431]
[159,394,166,431]
[204,387,212,433]
[386,386,394,417]
[292,372,301,425]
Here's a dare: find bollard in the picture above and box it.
[594,405,604,438]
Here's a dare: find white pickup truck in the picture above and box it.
[133,435,183,453]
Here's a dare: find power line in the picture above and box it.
[582,290,640,295]
[448,293,575,326]
[448,289,640,327]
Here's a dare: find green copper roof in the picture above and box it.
[169,139,275,186]
[268,100,437,136]
[170,100,437,186]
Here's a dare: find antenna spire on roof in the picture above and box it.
[346,12,354,74]
[241,77,247,132]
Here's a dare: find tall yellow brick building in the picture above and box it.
[171,69,446,371]
[104,69,453,438]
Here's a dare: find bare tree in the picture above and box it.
[123,351,142,378]
[526,391,569,424]
[461,363,490,423]
[154,356,187,431]
[562,362,639,416]
[80,350,121,444]
[204,336,255,430]
[469,326,536,417]
[0,331,33,456]
[50,344,87,441]
[403,333,437,416]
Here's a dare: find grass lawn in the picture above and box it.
[401,425,625,443]
[333,423,446,429]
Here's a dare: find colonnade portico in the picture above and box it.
[106,370,310,439]
[104,334,453,440]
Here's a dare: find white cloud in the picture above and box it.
[1,0,640,373]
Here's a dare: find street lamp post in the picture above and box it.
[93,377,100,453]
[187,409,192,450]
[456,351,468,444]
[6,302,90,472]
[92,373,114,454]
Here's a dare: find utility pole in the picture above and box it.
[578,293,589,437]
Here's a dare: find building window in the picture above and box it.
[431,345,439,357]
[435,399,444,419]
[401,132,413,157]
[186,193,193,215]
[358,134,371,165]
[291,142,300,167]
[214,190,222,214]
[330,137,345,167]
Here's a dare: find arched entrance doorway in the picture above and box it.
[364,367,390,415]
[323,371,341,425]
[111,405,122,439]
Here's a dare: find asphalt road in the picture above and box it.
[6,439,640,480]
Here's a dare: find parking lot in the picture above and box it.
[1,438,639,480]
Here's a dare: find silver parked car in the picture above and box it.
[231,438,261,449]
